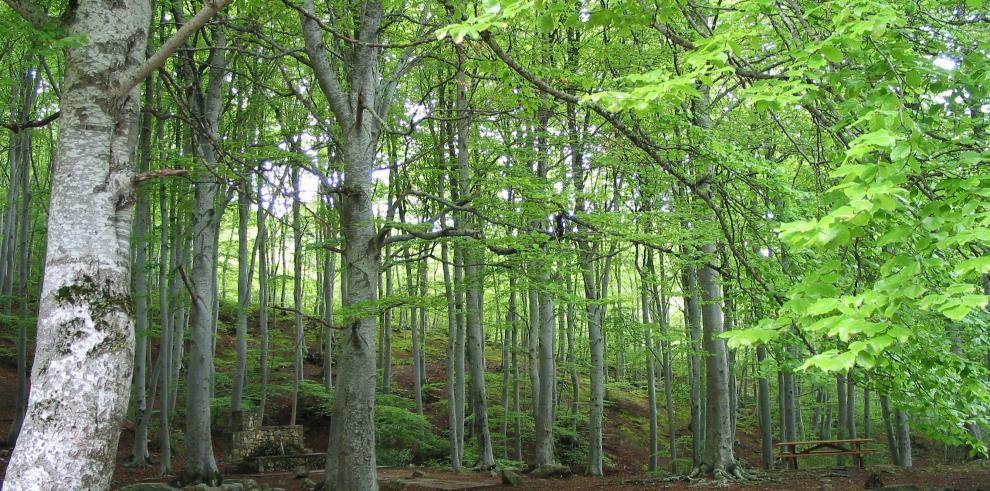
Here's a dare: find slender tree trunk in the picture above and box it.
[442,243,462,469]
[257,175,270,421]
[683,266,704,466]
[127,76,155,467]
[837,372,848,466]
[453,247,467,459]
[159,180,173,476]
[290,166,304,426]
[418,260,428,388]
[512,295,523,462]
[756,345,773,470]
[454,58,495,467]
[881,395,900,465]
[232,177,250,413]
[534,272,556,466]
[642,268,658,472]
[658,286,677,473]
[846,372,857,440]
[895,409,912,467]
[168,207,187,420]
[566,275,579,438]
[6,62,37,449]
[502,276,516,457]
[527,285,540,422]
[322,222,335,390]
[863,379,872,438]
[382,259,393,394]
[405,245,423,415]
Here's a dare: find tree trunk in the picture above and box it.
[232,177,250,413]
[159,180,173,476]
[534,273,556,466]
[683,265,704,466]
[257,174,270,421]
[527,285,541,422]
[182,25,228,483]
[454,59,495,467]
[4,2,158,487]
[881,395,900,465]
[442,243,462,469]
[566,275,579,439]
[756,345,773,470]
[836,373,848,466]
[697,242,736,475]
[863,378,872,438]
[846,372,857,440]
[382,258,393,394]
[290,166,304,425]
[6,61,38,449]
[642,269,658,472]
[502,276,515,457]
[299,1,394,485]
[127,76,155,467]
[405,245,423,415]
[322,220,335,390]
[895,409,913,467]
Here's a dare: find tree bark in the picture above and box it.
[159,180,173,476]
[290,166,304,426]
[3,1,168,486]
[641,265,658,472]
[698,242,736,474]
[756,345,774,470]
[881,395,900,465]
[127,76,155,467]
[442,243,462,469]
[299,0,396,486]
[257,174,270,421]
[683,265,704,466]
[182,24,228,483]
[232,177,250,413]
[5,61,38,448]
[534,272,556,466]
[895,409,913,467]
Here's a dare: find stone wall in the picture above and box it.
[254,453,326,473]
[226,410,308,469]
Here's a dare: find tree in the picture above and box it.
[1,0,229,487]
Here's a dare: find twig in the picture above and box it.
[177,265,203,308]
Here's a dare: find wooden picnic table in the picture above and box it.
[775,438,877,469]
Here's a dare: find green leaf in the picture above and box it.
[821,44,843,63]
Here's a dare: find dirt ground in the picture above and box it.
[104,461,990,490]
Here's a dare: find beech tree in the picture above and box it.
[0,0,229,488]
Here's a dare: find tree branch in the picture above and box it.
[1,111,59,133]
[132,168,191,184]
[297,0,353,123]
[116,0,233,97]
[1,0,55,30]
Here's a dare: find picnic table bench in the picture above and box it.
[775,438,877,469]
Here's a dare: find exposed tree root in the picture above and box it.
[124,456,154,468]
[683,463,762,487]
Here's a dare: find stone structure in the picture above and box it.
[254,453,326,473]
[226,410,316,472]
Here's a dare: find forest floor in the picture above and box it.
[106,461,990,490]
[2,314,990,490]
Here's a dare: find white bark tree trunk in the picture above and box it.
[4,1,153,487]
